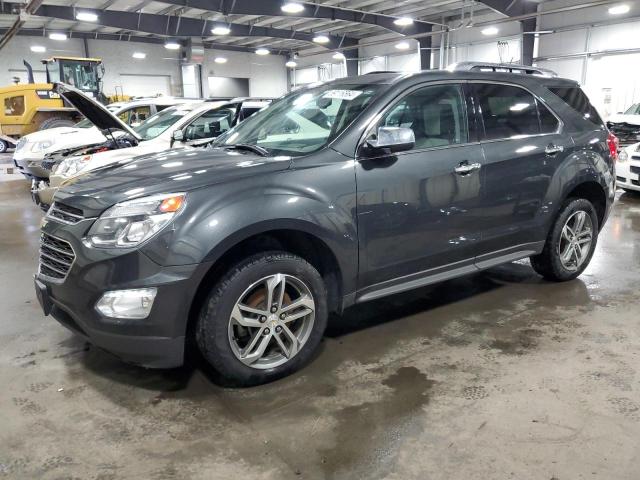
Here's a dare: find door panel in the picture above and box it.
[356,83,484,290]
[472,83,574,254]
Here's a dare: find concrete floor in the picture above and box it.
[1,174,640,480]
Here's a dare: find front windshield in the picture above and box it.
[624,104,640,115]
[74,117,93,128]
[133,104,197,140]
[213,83,381,156]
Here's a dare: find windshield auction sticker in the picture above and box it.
[322,90,363,100]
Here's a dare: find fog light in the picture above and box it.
[96,288,157,319]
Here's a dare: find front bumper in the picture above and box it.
[14,155,50,180]
[616,155,640,192]
[35,217,211,368]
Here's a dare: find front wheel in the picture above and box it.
[530,198,598,281]
[196,251,328,386]
[0,139,8,153]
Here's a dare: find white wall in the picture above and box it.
[202,49,287,98]
[0,36,288,99]
[535,0,640,117]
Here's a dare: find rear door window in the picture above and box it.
[547,86,603,127]
[475,84,540,140]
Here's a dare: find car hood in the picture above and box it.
[607,114,640,126]
[54,83,142,141]
[23,126,96,143]
[54,148,292,214]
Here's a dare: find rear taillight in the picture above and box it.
[607,131,619,162]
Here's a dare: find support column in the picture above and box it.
[521,17,536,66]
[419,35,432,70]
[344,48,359,77]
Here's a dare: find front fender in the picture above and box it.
[141,166,359,296]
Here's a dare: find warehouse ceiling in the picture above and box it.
[0,0,610,54]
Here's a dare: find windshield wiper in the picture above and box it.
[224,144,269,157]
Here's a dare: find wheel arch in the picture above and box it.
[185,221,349,346]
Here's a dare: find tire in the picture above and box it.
[38,117,75,131]
[530,198,599,282]
[196,251,328,386]
[0,140,7,153]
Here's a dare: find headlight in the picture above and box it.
[86,193,186,248]
[30,140,54,153]
[618,149,628,163]
[55,155,92,176]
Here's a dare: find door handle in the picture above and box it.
[454,162,481,175]
[545,144,564,156]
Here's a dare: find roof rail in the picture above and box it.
[448,62,557,78]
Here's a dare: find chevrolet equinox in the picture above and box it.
[35,68,617,385]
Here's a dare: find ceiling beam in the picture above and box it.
[151,0,436,35]
[0,27,288,54]
[479,0,537,18]
[0,0,44,50]
[11,3,359,51]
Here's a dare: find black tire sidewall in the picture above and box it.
[197,252,328,386]
[545,198,599,281]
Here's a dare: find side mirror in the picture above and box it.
[172,130,184,142]
[366,126,415,154]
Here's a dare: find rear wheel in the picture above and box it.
[0,140,7,153]
[530,198,598,281]
[196,251,328,386]
[38,117,75,131]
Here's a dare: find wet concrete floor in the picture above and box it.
[1,176,640,479]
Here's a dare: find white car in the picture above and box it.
[607,103,640,150]
[616,142,640,193]
[35,84,269,207]
[13,96,201,180]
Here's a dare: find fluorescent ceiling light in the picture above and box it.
[76,12,98,22]
[482,26,499,35]
[393,17,414,26]
[132,52,146,59]
[211,26,231,35]
[164,41,180,50]
[608,4,630,15]
[214,57,227,63]
[333,52,345,60]
[30,45,46,53]
[281,2,304,13]
[48,33,67,41]
[255,48,270,55]
[395,41,410,50]
[313,34,330,44]
[285,60,297,67]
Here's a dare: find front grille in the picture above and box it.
[39,234,75,281]
[47,202,85,225]
[617,176,627,183]
[631,166,640,175]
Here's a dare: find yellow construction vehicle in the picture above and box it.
[0,56,105,153]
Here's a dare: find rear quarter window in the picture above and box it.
[546,86,603,127]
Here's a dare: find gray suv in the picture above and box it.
[35,67,617,385]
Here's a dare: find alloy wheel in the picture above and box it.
[227,273,316,369]
[557,210,593,272]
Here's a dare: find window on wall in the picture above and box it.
[4,96,25,116]
[476,84,558,140]
[378,84,469,150]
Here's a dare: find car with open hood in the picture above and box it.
[33,83,270,208]
[607,103,640,149]
[34,67,615,386]
[13,96,201,181]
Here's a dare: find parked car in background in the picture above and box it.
[616,142,640,193]
[33,84,270,208]
[607,103,640,149]
[13,96,200,181]
[35,68,615,386]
